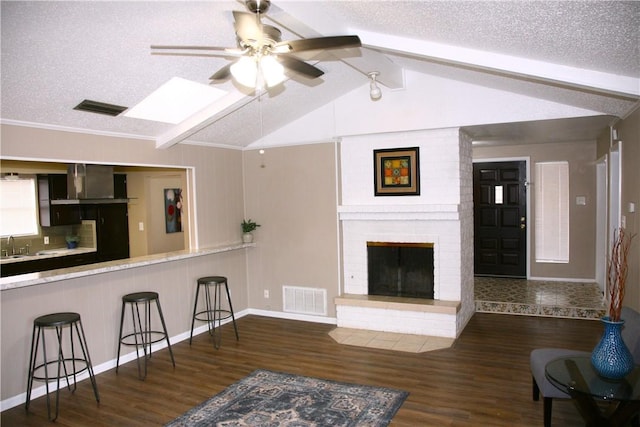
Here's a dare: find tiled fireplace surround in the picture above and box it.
[336,129,475,339]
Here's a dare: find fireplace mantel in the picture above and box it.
[338,204,460,221]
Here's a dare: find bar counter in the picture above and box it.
[1,243,253,291]
[1,242,253,409]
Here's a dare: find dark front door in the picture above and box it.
[473,161,527,277]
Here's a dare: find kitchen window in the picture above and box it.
[0,175,39,237]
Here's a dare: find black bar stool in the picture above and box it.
[116,291,175,380]
[190,276,239,349]
[25,312,100,421]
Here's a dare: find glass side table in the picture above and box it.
[545,355,640,427]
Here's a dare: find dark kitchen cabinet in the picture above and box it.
[38,175,81,226]
[81,204,129,262]
[0,252,97,277]
[47,174,68,199]
[114,174,127,199]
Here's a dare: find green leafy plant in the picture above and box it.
[241,219,261,233]
[65,235,79,243]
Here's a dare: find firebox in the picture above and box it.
[367,242,434,299]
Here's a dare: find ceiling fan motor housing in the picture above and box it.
[246,0,271,14]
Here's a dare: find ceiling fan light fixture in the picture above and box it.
[231,55,286,90]
[260,56,286,88]
[231,56,259,88]
[368,71,382,101]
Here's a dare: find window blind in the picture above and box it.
[0,177,39,237]
[535,162,569,263]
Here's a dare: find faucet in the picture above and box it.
[7,235,15,255]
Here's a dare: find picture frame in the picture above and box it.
[164,188,183,233]
[373,147,420,196]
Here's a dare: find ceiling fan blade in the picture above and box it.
[210,63,234,81]
[233,10,263,42]
[151,52,239,59]
[151,45,230,51]
[277,56,324,79]
[276,35,361,53]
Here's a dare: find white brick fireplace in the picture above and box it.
[336,128,475,338]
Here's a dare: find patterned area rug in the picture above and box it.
[166,369,408,427]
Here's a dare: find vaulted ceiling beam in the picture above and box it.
[357,30,639,99]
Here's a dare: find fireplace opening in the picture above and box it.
[367,242,434,299]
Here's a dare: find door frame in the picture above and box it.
[473,156,531,278]
[607,141,623,299]
[595,154,608,295]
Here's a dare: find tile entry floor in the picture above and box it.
[475,276,607,320]
[330,277,606,353]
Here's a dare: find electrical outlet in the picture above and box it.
[138,222,144,231]
[44,236,49,245]
[264,290,270,299]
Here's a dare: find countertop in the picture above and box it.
[0,243,254,291]
[0,247,96,264]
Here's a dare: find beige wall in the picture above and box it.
[615,107,640,311]
[243,143,341,317]
[473,140,598,280]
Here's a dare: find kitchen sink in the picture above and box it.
[1,254,37,259]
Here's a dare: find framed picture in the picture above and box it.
[164,188,183,233]
[373,147,420,196]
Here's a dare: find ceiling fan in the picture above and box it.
[151,0,361,90]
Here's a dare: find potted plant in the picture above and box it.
[241,219,260,243]
[65,235,79,249]
[591,227,636,379]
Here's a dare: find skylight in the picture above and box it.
[125,77,228,124]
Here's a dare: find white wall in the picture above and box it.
[337,128,474,337]
[254,69,602,148]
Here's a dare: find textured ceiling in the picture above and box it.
[1,1,638,150]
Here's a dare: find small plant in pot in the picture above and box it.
[241,219,260,243]
[65,235,79,249]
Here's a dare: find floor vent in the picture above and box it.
[283,286,327,316]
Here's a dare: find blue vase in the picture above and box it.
[591,317,635,380]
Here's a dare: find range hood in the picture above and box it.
[50,164,128,205]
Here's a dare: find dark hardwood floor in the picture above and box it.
[2,313,604,426]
